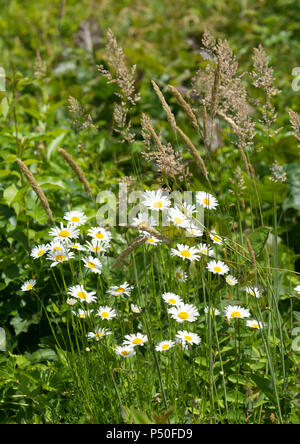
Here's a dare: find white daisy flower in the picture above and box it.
[295,285,300,294]
[246,319,263,329]
[21,279,36,291]
[131,212,155,228]
[224,305,251,320]
[155,340,175,352]
[184,224,204,238]
[204,306,221,316]
[196,191,218,210]
[123,333,148,347]
[174,268,187,282]
[142,189,170,211]
[46,248,75,267]
[49,222,79,243]
[197,242,215,257]
[82,256,102,274]
[68,285,97,304]
[31,244,48,259]
[209,230,224,245]
[176,330,201,345]
[168,207,189,228]
[84,240,109,255]
[107,282,133,298]
[87,226,112,243]
[72,308,93,319]
[142,233,161,245]
[175,338,189,350]
[47,241,65,253]
[168,303,199,323]
[170,244,200,261]
[115,345,136,358]
[245,286,261,299]
[178,202,197,218]
[207,260,229,275]
[87,328,111,341]
[162,292,183,306]
[226,275,238,286]
[63,210,87,226]
[131,304,141,314]
[66,298,78,306]
[69,243,85,251]
[96,306,117,320]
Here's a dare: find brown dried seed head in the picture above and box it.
[16,158,54,224]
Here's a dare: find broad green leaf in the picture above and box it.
[251,374,277,405]
[3,184,18,206]
[29,348,57,363]
[0,169,19,178]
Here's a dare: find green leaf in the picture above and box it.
[247,227,271,257]
[10,313,41,335]
[47,131,68,160]
[0,169,19,178]
[3,184,18,206]
[29,348,57,363]
[251,374,277,405]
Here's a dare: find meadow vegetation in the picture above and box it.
[0,0,299,424]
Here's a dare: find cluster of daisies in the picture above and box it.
[29,210,111,272]
[20,196,300,359]
[139,189,266,329]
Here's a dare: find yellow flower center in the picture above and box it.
[231,311,241,318]
[201,249,208,255]
[203,198,211,206]
[55,254,66,262]
[101,311,109,318]
[53,246,62,251]
[178,311,189,320]
[133,338,142,345]
[77,291,87,299]
[26,284,33,290]
[93,246,101,252]
[121,350,130,356]
[71,216,80,222]
[96,232,104,239]
[249,290,255,295]
[180,250,191,258]
[213,236,221,242]
[154,201,163,209]
[87,262,95,269]
[161,344,170,350]
[37,249,45,256]
[176,272,182,279]
[214,266,222,273]
[174,217,183,225]
[147,238,155,243]
[95,333,104,338]
[184,335,193,341]
[115,287,125,293]
[168,298,177,304]
[252,323,259,329]
[71,244,79,249]
[59,230,70,237]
